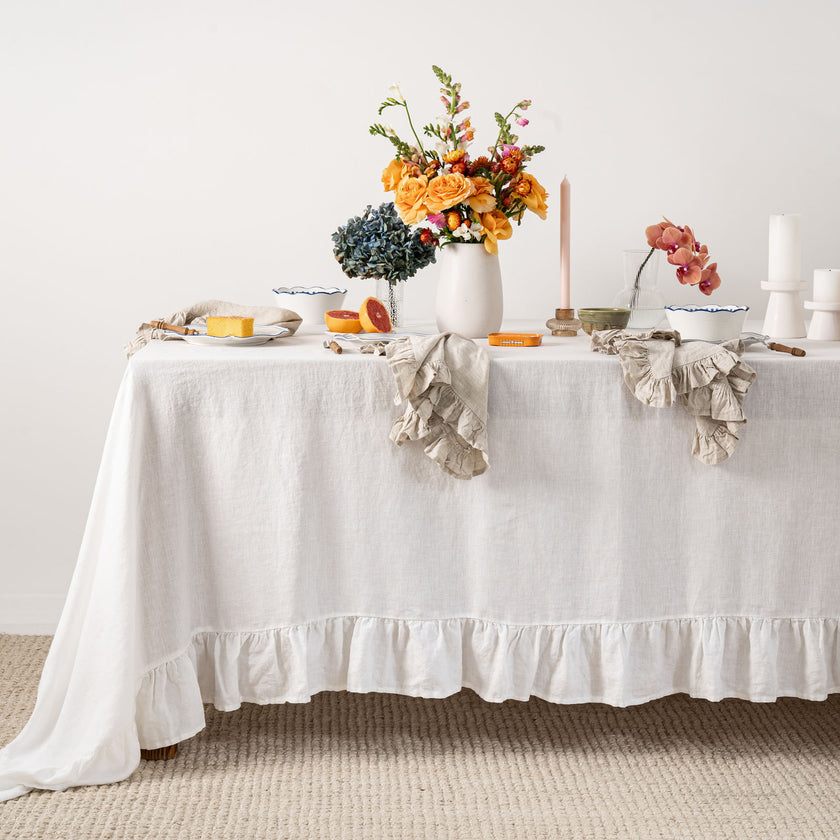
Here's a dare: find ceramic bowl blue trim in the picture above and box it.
[665,304,749,313]
[272,285,347,295]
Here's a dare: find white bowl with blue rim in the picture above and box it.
[271,285,347,330]
[665,305,749,342]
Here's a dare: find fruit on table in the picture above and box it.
[325,310,362,333]
[358,297,393,333]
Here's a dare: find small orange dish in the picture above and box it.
[487,333,543,347]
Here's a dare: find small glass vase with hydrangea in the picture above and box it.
[331,202,436,328]
[370,66,548,337]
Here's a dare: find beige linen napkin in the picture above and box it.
[385,333,490,479]
[124,299,302,358]
[591,329,757,465]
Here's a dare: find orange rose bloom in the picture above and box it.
[480,210,513,255]
[443,149,466,164]
[424,173,474,213]
[517,173,548,220]
[466,177,496,214]
[394,175,430,225]
[382,159,420,192]
[381,158,404,192]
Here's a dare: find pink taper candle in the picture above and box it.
[559,176,571,309]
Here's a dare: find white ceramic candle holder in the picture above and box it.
[761,281,807,338]
[805,302,840,340]
[804,269,840,341]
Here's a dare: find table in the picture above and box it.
[2,324,840,801]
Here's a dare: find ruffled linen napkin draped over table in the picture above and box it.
[385,333,490,479]
[124,299,302,357]
[591,329,757,465]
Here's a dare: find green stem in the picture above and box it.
[403,103,428,164]
[491,106,519,159]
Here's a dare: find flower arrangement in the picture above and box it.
[643,218,722,296]
[370,66,547,255]
[332,202,437,283]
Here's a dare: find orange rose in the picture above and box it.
[466,177,496,214]
[394,175,429,225]
[381,159,404,192]
[443,149,466,164]
[516,173,548,219]
[381,159,420,192]
[424,173,474,213]
[480,209,513,255]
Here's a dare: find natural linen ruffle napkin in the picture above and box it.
[591,328,757,465]
[385,333,490,479]
[124,299,302,358]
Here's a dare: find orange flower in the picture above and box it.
[699,262,722,295]
[381,159,420,192]
[516,173,548,219]
[480,209,513,254]
[669,247,705,286]
[443,149,466,164]
[394,175,429,225]
[381,158,404,192]
[466,177,496,213]
[425,172,474,213]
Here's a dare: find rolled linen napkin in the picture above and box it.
[124,299,302,357]
[385,333,490,479]
[590,328,757,465]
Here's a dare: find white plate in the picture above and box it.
[172,324,291,347]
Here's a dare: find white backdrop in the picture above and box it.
[1,0,838,629]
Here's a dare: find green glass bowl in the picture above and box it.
[577,307,631,335]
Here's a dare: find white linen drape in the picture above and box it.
[2,329,839,801]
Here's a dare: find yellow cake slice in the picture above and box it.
[206,316,255,338]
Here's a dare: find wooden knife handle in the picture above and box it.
[150,320,199,336]
[768,341,806,357]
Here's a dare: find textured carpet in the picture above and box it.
[1,635,840,839]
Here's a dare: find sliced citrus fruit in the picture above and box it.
[325,309,362,333]
[358,297,393,333]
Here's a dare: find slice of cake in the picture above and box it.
[206,316,255,338]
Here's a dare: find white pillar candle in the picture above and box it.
[813,269,840,303]
[559,176,571,309]
[768,213,801,285]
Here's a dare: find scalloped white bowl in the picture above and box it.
[665,305,749,341]
[272,285,347,329]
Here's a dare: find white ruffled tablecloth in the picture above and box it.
[2,323,840,801]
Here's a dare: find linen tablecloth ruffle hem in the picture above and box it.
[123,299,302,357]
[591,329,757,464]
[385,333,489,479]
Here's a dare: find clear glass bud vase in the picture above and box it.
[613,249,665,330]
[376,278,404,328]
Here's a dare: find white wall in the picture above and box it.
[2,0,838,630]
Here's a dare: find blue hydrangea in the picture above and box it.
[332,202,436,283]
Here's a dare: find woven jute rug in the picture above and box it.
[1,635,839,840]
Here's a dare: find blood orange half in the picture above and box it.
[324,309,362,333]
[358,297,393,333]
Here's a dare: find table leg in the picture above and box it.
[140,744,178,761]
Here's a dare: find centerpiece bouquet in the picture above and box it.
[370,66,548,255]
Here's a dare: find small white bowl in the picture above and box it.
[271,285,347,329]
[665,305,749,341]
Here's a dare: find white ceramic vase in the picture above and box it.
[435,243,503,337]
